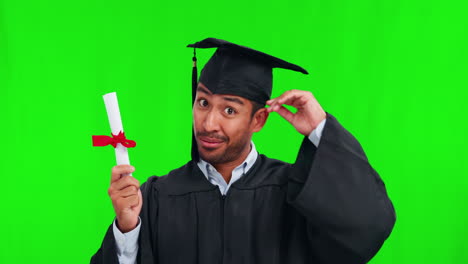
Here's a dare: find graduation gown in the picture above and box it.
[91,114,396,264]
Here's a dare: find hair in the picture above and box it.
[250,100,265,118]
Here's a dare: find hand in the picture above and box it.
[266,90,326,136]
[108,165,142,233]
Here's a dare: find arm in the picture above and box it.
[291,114,395,263]
[91,165,140,264]
[91,167,159,264]
[268,91,395,263]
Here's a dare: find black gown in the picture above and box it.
[91,114,396,264]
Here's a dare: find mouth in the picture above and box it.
[198,136,225,149]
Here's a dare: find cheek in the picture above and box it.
[224,119,251,138]
[192,110,202,129]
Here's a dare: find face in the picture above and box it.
[193,83,267,165]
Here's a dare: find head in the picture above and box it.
[188,38,308,163]
[193,82,268,165]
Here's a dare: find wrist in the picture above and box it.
[303,112,326,136]
[312,111,326,130]
[116,217,139,233]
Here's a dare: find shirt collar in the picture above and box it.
[197,141,258,182]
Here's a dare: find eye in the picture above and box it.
[224,107,236,115]
[198,99,208,107]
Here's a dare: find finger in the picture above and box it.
[274,105,295,124]
[127,195,140,208]
[111,165,135,183]
[119,185,139,198]
[268,101,283,113]
[270,90,294,104]
[268,90,309,111]
[112,175,140,192]
[268,92,303,112]
[115,195,139,209]
[271,104,281,112]
[277,93,308,108]
[266,98,276,105]
[266,98,282,112]
[266,98,277,112]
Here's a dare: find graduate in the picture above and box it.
[91,38,396,264]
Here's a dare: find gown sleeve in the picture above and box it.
[90,176,160,264]
[286,113,396,264]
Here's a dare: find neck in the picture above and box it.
[213,143,251,184]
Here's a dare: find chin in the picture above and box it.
[198,148,224,164]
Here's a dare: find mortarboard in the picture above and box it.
[188,38,308,105]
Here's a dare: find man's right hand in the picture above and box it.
[108,165,142,233]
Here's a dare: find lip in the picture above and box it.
[198,136,225,149]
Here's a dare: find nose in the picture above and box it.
[203,110,221,132]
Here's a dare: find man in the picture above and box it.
[91,38,396,264]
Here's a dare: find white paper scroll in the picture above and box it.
[103,92,131,166]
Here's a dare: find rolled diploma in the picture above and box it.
[103,92,131,167]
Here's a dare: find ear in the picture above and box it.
[252,108,269,133]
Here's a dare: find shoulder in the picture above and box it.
[141,161,191,188]
[234,153,292,189]
[257,154,292,173]
[142,160,216,196]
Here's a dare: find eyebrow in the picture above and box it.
[196,86,212,95]
[222,97,244,105]
[196,86,244,105]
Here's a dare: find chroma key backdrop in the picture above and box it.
[1,0,467,263]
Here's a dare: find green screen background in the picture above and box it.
[1,0,467,262]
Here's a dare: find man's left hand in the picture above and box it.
[266,90,326,136]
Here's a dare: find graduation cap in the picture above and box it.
[188,38,308,105]
[187,37,309,160]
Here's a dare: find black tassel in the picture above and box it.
[192,48,198,103]
[191,48,199,161]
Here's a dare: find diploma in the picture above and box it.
[92,92,136,174]
[103,92,131,165]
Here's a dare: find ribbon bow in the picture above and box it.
[92,131,136,148]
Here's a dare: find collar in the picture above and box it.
[197,141,258,183]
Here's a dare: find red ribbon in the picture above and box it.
[92,131,136,148]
